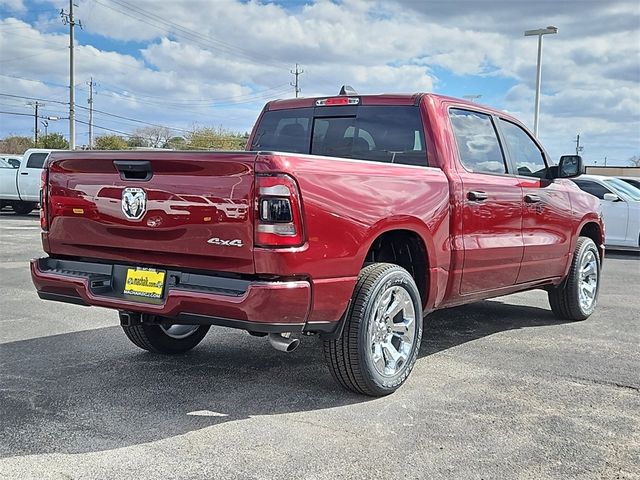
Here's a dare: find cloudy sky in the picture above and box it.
[0,0,638,165]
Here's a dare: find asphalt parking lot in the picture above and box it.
[0,212,638,479]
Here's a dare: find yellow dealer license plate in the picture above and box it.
[124,268,166,299]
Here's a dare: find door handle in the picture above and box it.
[113,160,153,181]
[524,194,541,203]
[467,191,488,202]
[20,172,28,175]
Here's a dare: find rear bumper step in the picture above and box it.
[31,257,313,333]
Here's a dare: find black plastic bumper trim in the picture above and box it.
[38,291,89,306]
[176,313,305,333]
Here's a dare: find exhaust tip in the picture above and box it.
[285,338,300,352]
[268,333,300,353]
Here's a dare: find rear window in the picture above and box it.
[251,106,428,166]
[26,152,48,169]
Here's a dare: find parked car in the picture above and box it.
[31,89,603,396]
[0,154,22,169]
[0,148,54,214]
[572,175,640,250]
[617,176,640,190]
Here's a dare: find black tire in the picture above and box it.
[324,263,423,396]
[121,318,210,354]
[548,237,601,321]
[12,202,36,215]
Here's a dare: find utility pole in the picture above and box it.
[61,2,81,150]
[575,133,583,156]
[27,101,43,145]
[87,77,94,149]
[290,63,304,98]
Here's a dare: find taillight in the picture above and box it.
[255,174,304,247]
[39,168,48,231]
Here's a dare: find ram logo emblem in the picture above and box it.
[122,187,146,220]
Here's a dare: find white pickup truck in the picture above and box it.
[0,149,53,215]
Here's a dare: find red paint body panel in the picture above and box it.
[32,93,604,332]
[45,151,256,273]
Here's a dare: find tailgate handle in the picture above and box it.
[113,160,153,181]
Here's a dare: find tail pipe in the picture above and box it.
[268,333,300,353]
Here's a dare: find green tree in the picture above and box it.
[186,127,246,150]
[166,136,187,149]
[0,136,35,154]
[126,135,147,148]
[94,135,128,150]
[39,133,69,149]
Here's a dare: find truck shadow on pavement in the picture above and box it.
[0,300,564,457]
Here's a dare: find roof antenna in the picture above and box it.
[339,85,358,96]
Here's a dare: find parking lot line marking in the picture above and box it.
[187,410,229,417]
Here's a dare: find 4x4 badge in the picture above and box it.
[122,187,146,220]
[207,237,243,247]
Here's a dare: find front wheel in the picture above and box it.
[121,317,210,354]
[324,263,423,396]
[548,237,601,321]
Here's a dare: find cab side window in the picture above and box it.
[498,120,547,178]
[449,109,507,174]
[26,153,48,169]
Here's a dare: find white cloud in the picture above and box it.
[0,0,26,13]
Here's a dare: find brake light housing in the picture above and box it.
[255,174,304,247]
[315,97,359,106]
[39,168,48,231]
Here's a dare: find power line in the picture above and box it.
[0,110,34,117]
[75,118,133,137]
[92,0,287,69]
[0,73,72,89]
[75,104,192,132]
[0,50,67,64]
[97,81,292,106]
[0,92,68,105]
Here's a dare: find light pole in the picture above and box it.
[40,116,59,147]
[524,26,558,137]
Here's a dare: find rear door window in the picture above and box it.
[449,109,507,174]
[26,153,48,169]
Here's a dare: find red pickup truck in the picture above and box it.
[31,88,603,396]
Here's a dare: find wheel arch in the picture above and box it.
[359,224,434,309]
[577,217,605,261]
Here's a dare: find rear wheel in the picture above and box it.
[12,202,36,215]
[324,263,423,396]
[548,237,600,321]
[121,318,209,354]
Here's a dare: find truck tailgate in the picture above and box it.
[45,151,256,274]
